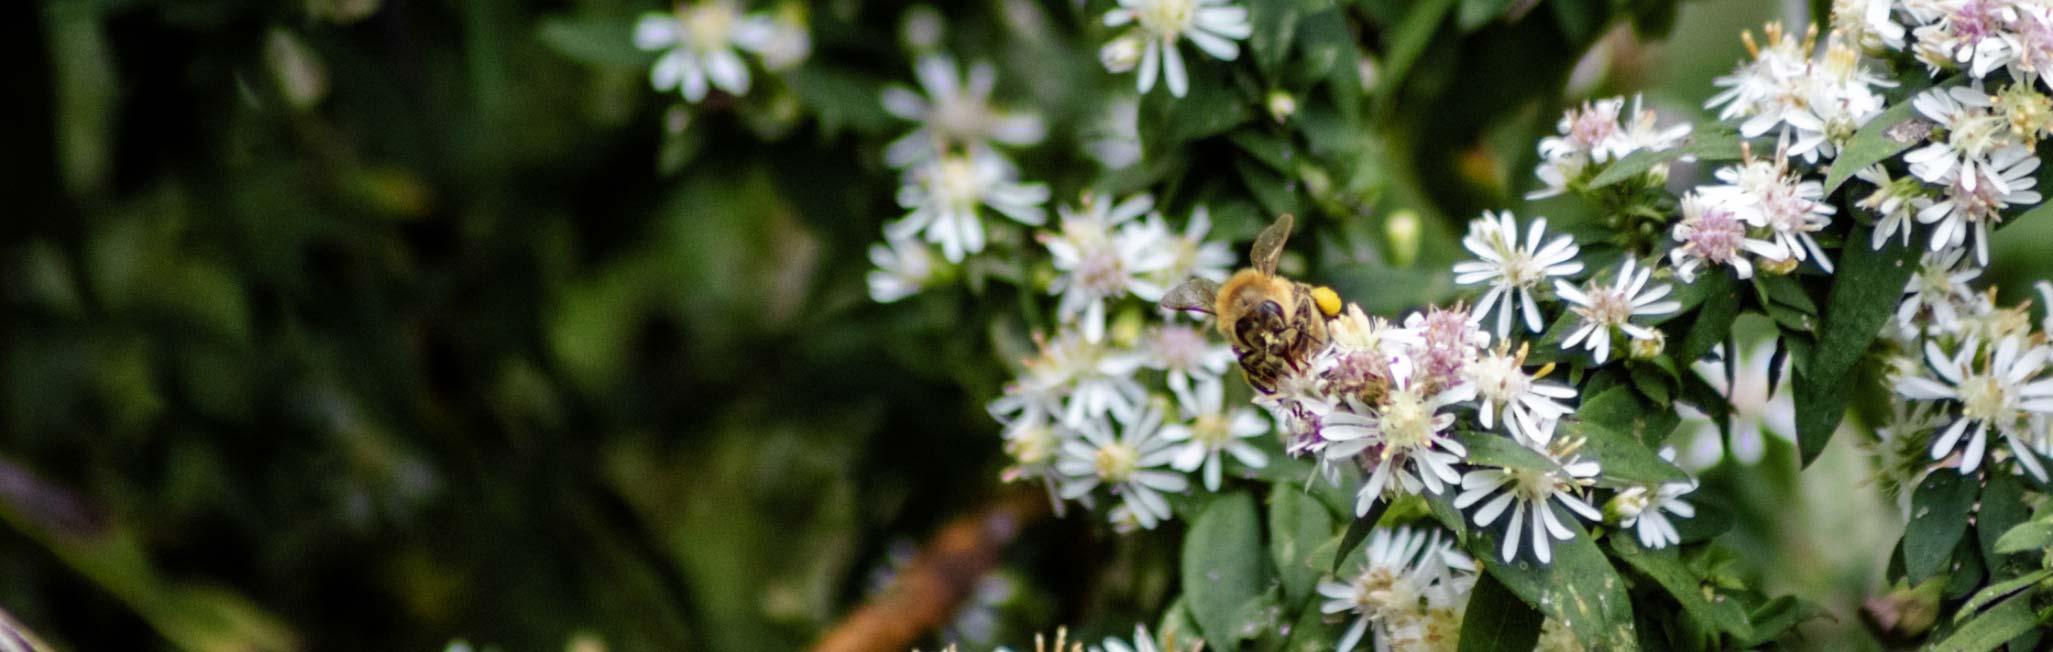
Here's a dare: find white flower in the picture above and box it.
[989,325,1148,429]
[1858,165,1937,250]
[1910,0,2019,78]
[1146,206,1237,292]
[1898,335,2053,479]
[1609,452,1698,549]
[1707,23,1815,127]
[1453,442,1604,564]
[1868,400,1946,516]
[1916,145,2041,266]
[1708,29,1892,162]
[997,410,1074,515]
[1142,322,1234,409]
[754,7,811,71]
[1087,98,1144,170]
[888,151,1050,263]
[881,55,1047,168]
[2006,6,2053,89]
[1453,211,1584,339]
[1317,527,1472,652]
[1668,192,1783,282]
[1905,85,2025,191]
[1699,144,1838,272]
[1161,380,1271,491]
[866,237,941,303]
[1555,258,1680,364]
[1527,96,1688,199]
[1898,248,1983,337]
[1321,367,1476,516]
[1465,343,1577,447]
[1099,0,1253,98]
[1832,0,1907,50]
[1676,341,1796,468]
[1044,194,1175,340]
[1056,406,1189,529]
[634,1,778,102]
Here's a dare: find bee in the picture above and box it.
[1160,214,1343,393]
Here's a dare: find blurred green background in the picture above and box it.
[8,0,2031,650]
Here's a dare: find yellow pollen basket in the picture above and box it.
[1312,286,1342,318]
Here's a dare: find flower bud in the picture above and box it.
[1266,90,1298,123]
[1758,255,1800,276]
[1099,34,1145,73]
[1385,210,1422,268]
[1629,331,1666,360]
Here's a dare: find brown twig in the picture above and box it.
[811,489,1051,652]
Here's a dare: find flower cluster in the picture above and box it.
[1527,95,1692,199]
[633,0,809,103]
[1097,0,1253,98]
[1706,23,1894,161]
[1319,527,1475,652]
[1880,275,2053,492]
[978,194,1257,530]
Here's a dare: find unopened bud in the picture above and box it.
[1099,34,1145,73]
[1267,90,1298,123]
[1758,255,1801,276]
[1629,331,1666,360]
[1385,210,1422,268]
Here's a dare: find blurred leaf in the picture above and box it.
[1958,569,2052,624]
[538,16,653,68]
[1905,470,1978,584]
[1736,596,1827,647]
[1269,485,1334,608]
[788,66,895,137]
[1331,497,1391,573]
[1457,0,1517,31]
[1320,265,1456,316]
[1375,0,1454,104]
[1994,516,2053,555]
[1457,572,1544,652]
[1933,591,2043,652]
[1249,0,1306,75]
[1182,492,1266,648]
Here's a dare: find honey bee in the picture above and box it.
[1160,214,1342,393]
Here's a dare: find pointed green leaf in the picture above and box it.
[1458,572,1545,652]
[1271,485,1335,607]
[1608,538,1752,638]
[1587,128,1743,189]
[1994,517,2053,555]
[1933,592,2044,652]
[1957,569,2052,623]
[1905,471,1979,584]
[1183,492,1266,648]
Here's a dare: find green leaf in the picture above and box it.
[1795,224,1919,466]
[1249,0,1305,74]
[538,16,653,67]
[1375,0,1455,104]
[1457,430,1565,472]
[1737,596,1827,647]
[1458,572,1545,652]
[1319,264,1457,315]
[1457,0,1516,31]
[1608,538,1752,638]
[1280,592,1347,652]
[1820,96,1925,196]
[787,66,895,137]
[1905,471,1979,584]
[1670,273,1741,367]
[1270,485,1335,608]
[1980,471,2031,564]
[1183,492,1267,648]
[1994,517,2053,555]
[1576,386,1680,446]
[1753,274,1819,318]
[1571,421,1689,485]
[1587,128,1743,189]
[1933,592,2044,652]
[1957,569,2053,623]
[1425,492,1639,650]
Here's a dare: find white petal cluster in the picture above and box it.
[1557,258,1681,364]
[1098,0,1252,98]
[882,55,1047,169]
[633,1,806,102]
[1318,527,1476,652]
[888,151,1051,263]
[1454,211,1583,338]
[1528,95,1691,199]
[1706,24,1894,161]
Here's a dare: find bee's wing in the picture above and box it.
[1159,277,1223,315]
[1250,213,1294,276]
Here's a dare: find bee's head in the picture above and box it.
[1232,297,1289,350]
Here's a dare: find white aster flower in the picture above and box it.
[997,410,1074,516]
[1867,400,1946,516]
[1317,526,1472,652]
[1527,96,1688,199]
[1056,406,1189,529]
[1042,193,1174,340]
[1465,342,1577,447]
[1608,451,1698,549]
[1669,191,1784,282]
[866,237,942,303]
[1146,206,1237,292]
[1098,0,1252,98]
[1898,335,2053,479]
[634,1,779,102]
[1143,322,1234,409]
[1832,0,1907,50]
[1321,367,1476,516]
[1916,145,2042,266]
[1707,23,1815,126]
[1702,144,1838,272]
[1161,380,1271,491]
[1555,258,1681,364]
[1453,441,1604,564]
[1905,85,2025,190]
[1858,165,1937,250]
[754,5,811,71]
[1910,0,2020,79]
[2006,5,2053,89]
[1453,211,1584,338]
[1898,248,1983,337]
[888,151,1051,263]
[989,325,1148,429]
[1087,98,1144,170]
[881,55,1047,168]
